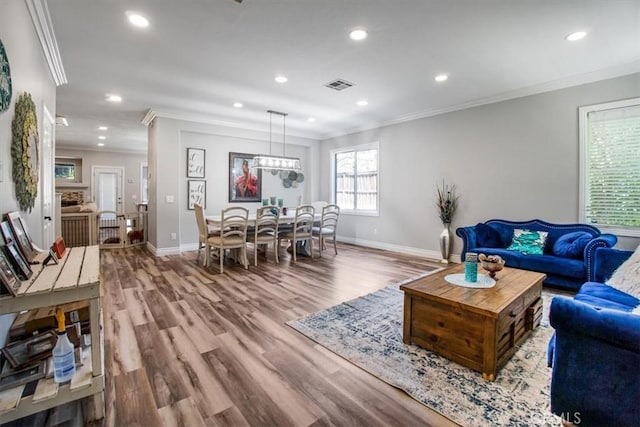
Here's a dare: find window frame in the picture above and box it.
[579,97,640,237]
[330,141,379,217]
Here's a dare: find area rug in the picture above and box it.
[287,271,562,427]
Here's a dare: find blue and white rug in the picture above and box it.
[287,272,562,427]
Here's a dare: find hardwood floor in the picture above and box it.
[99,243,459,427]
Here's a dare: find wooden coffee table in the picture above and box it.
[400,264,545,381]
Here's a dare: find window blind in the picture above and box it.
[585,104,640,228]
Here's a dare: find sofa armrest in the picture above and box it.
[589,247,633,283]
[583,234,618,282]
[549,296,640,426]
[550,296,640,352]
[455,226,477,259]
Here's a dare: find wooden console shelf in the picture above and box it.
[0,246,104,424]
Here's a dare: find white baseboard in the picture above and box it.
[148,237,461,264]
[146,241,182,256]
[180,243,199,252]
[336,235,461,264]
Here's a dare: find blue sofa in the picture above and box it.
[455,219,617,290]
[548,248,639,426]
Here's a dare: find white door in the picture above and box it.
[92,166,124,215]
[41,105,54,246]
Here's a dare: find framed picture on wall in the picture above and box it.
[187,148,206,178]
[188,180,206,210]
[229,152,262,203]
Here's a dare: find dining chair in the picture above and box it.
[194,203,220,266]
[312,203,340,257]
[278,204,315,263]
[206,206,249,273]
[246,206,280,266]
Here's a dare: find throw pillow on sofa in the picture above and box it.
[507,228,548,255]
[608,245,640,300]
[552,231,593,259]
[475,223,503,247]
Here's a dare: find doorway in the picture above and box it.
[92,166,124,216]
[41,105,54,246]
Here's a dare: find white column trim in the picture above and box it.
[26,0,67,86]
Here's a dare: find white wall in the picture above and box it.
[0,0,58,346]
[147,117,318,253]
[320,73,640,255]
[55,148,147,213]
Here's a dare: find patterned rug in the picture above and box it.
[287,271,562,427]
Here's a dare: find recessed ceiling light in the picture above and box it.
[97,143,105,147]
[233,102,243,108]
[435,74,448,82]
[275,75,288,83]
[307,117,316,123]
[356,100,368,107]
[98,126,108,131]
[349,28,368,41]
[566,31,587,41]
[105,94,122,103]
[98,135,106,140]
[126,11,149,28]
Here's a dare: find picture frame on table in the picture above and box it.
[0,360,46,392]
[0,249,21,296]
[2,243,32,280]
[229,152,262,203]
[0,221,15,245]
[6,212,34,262]
[187,148,206,178]
[187,180,206,210]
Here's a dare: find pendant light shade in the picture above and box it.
[252,110,302,172]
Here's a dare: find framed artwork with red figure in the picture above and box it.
[229,152,262,203]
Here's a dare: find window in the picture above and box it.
[579,98,640,236]
[331,142,379,214]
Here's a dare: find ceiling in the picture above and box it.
[48,0,640,153]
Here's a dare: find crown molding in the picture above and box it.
[142,108,320,142]
[56,144,147,155]
[318,61,640,140]
[26,0,67,86]
[141,109,156,126]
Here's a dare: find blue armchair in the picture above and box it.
[548,248,640,427]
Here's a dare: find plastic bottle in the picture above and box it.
[52,308,75,383]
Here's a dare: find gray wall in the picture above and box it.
[55,148,147,213]
[148,117,319,252]
[320,73,640,255]
[0,0,57,346]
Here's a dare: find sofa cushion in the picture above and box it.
[507,229,548,255]
[552,231,592,259]
[607,245,640,298]
[474,248,586,279]
[475,223,503,247]
[576,282,640,310]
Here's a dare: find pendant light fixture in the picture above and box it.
[252,110,302,172]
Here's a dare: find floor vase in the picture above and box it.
[439,223,451,263]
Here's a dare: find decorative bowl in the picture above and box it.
[479,254,505,279]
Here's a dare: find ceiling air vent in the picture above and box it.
[324,79,355,91]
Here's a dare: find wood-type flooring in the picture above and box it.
[99,243,459,427]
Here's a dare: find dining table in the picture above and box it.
[205,209,322,261]
[205,209,321,228]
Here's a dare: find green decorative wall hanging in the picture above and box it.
[0,39,12,112]
[11,92,39,212]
